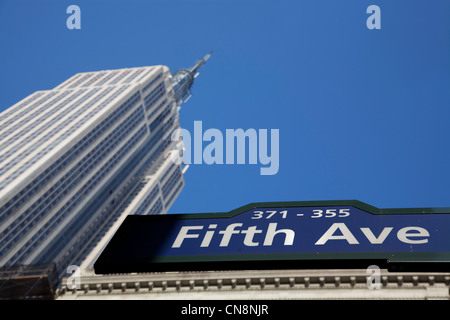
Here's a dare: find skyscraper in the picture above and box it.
[0,53,211,279]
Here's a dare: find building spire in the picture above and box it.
[189,51,212,75]
[171,51,212,105]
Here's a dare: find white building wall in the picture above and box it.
[0,65,185,271]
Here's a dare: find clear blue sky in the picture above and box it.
[0,0,449,214]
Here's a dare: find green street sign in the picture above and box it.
[95,200,450,274]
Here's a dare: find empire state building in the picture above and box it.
[0,53,211,278]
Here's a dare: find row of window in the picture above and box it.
[161,165,182,199]
[0,85,130,188]
[0,104,146,252]
[79,71,108,88]
[43,134,155,273]
[0,88,103,178]
[123,68,146,84]
[55,73,83,90]
[134,184,160,215]
[62,67,154,91]
[131,67,157,85]
[0,91,58,135]
[144,82,166,112]
[145,197,163,215]
[34,122,154,268]
[104,68,151,87]
[156,114,176,138]
[92,70,120,87]
[27,109,177,269]
[88,68,150,88]
[160,162,178,185]
[141,73,162,93]
[0,89,80,153]
[80,124,178,244]
[149,102,173,132]
[68,73,95,89]
[0,88,140,226]
[147,99,168,122]
[109,70,132,85]
[0,91,46,129]
[134,129,174,183]
[6,124,148,266]
[164,180,184,210]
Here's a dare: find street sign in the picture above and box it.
[94,200,450,274]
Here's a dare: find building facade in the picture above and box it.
[58,268,450,300]
[0,54,210,281]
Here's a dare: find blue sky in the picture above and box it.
[0,0,449,214]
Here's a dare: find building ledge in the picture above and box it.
[56,268,450,300]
